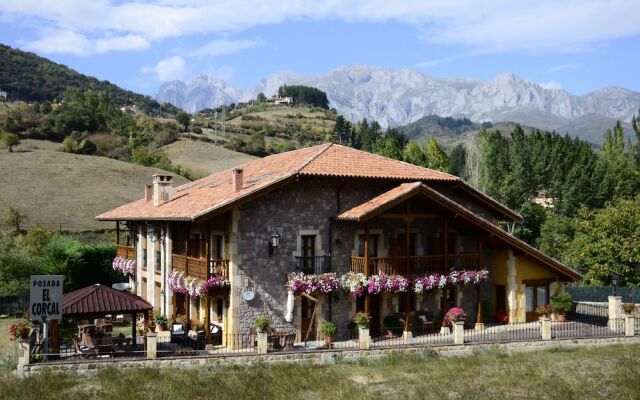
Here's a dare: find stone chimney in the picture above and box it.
[144,184,153,202]
[152,174,173,206]
[233,168,243,192]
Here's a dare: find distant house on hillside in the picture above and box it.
[120,105,139,115]
[97,144,580,348]
[274,96,293,106]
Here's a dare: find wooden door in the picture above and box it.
[301,296,316,340]
[495,285,506,319]
[369,294,382,336]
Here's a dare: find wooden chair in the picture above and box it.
[282,333,296,351]
[71,336,97,359]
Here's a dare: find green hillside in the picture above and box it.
[0,140,190,231]
[0,44,180,116]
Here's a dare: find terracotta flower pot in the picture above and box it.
[325,336,334,346]
[556,313,566,322]
[148,326,156,333]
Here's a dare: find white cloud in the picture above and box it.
[143,56,187,81]
[24,29,92,56]
[5,1,640,55]
[546,63,582,73]
[23,30,149,56]
[540,80,563,90]
[414,57,454,68]
[187,39,264,57]
[94,35,150,54]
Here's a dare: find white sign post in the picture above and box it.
[30,275,63,359]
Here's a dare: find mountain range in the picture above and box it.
[156,65,640,144]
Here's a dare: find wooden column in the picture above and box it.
[116,221,120,246]
[476,285,483,324]
[205,227,211,345]
[131,312,137,342]
[404,219,411,274]
[364,222,370,315]
[185,225,190,325]
[442,219,449,326]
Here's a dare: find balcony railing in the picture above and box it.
[294,256,331,274]
[349,253,480,277]
[116,244,136,259]
[172,254,230,280]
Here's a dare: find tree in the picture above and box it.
[564,196,640,286]
[448,144,466,176]
[372,136,403,160]
[5,207,27,234]
[0,132,20,152]
[402,142,427,167]
[277,85,329,109]
[512,200,548,246]
[176,111,191,131]
[332,115,349,145]
[256,92,267,103]
[425,137,449,172]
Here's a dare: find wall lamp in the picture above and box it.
[268,231,281,257]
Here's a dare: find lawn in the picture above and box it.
[1,343,639,400]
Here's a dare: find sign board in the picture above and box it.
[30,275,63,321]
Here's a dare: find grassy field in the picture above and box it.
[0,141,189,231]
[0,344,638,399]
[161,138,257,176]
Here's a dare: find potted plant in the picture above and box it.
[622,303,637,316]
[383,315,400,338]
[535,304,553,319]
[254,316,269,333]
[154,312,169,332]
[175,314,188,325]
[444,307,467,326]
[550,292,573,322]
[320,321,337,346]
[354,312,371,329]
[9,319,32,341]
[147,319,156,333]
[191,319,205,332]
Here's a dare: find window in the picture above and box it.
[142,251,147,270]
[358,235,378,257]
[155,250,161,272]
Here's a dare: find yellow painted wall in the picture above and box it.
[490,248,565,323]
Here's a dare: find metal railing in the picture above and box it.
[370,324,451,348]
[551,318,624,339]
[465,322,542,343]
[294,256,331,274]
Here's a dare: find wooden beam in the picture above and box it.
[379,213,439,220]
[116,221,120,246]
[476,285,483,324]
[205,225,211,345]
[364,222,370,315]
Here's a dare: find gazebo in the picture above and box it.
[62,284,153,345]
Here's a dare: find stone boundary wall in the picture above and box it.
[19,336,640,378]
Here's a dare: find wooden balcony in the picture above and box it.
[116,244,136,260]
[349,253,480,277]
[172,254,230,280]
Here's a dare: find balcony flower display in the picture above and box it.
[413,273,443,293]
[112,256,136,277]
[366,273,410,294]
[340,272,369,297]
[203,274,230,290]
[448,270,464,285]
[186,277,206,297]
[286,272,341,294]
[168,270,187,295]
[461,269,489,285]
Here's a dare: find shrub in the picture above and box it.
[622,303,637,315]
[154,312,169,327]
[536,305,553,317]
[9,319,32,340]
[254,316,269,332]
[354,312,371,328]
[550,292,573,315]
[320,321,337,337]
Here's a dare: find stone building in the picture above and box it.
[97,143,580,344]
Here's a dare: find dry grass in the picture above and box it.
[1,344,639,399]
[0,146,189,231]
[161,138,257,176]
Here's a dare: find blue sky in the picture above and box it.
[1,1,639,96]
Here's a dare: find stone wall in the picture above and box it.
[19,336,640,378]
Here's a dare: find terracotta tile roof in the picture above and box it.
[301,144,458,181]
[336,182,423,221]
[96,144,458,221]
[336,182,581,281]
[63,284,153,316]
